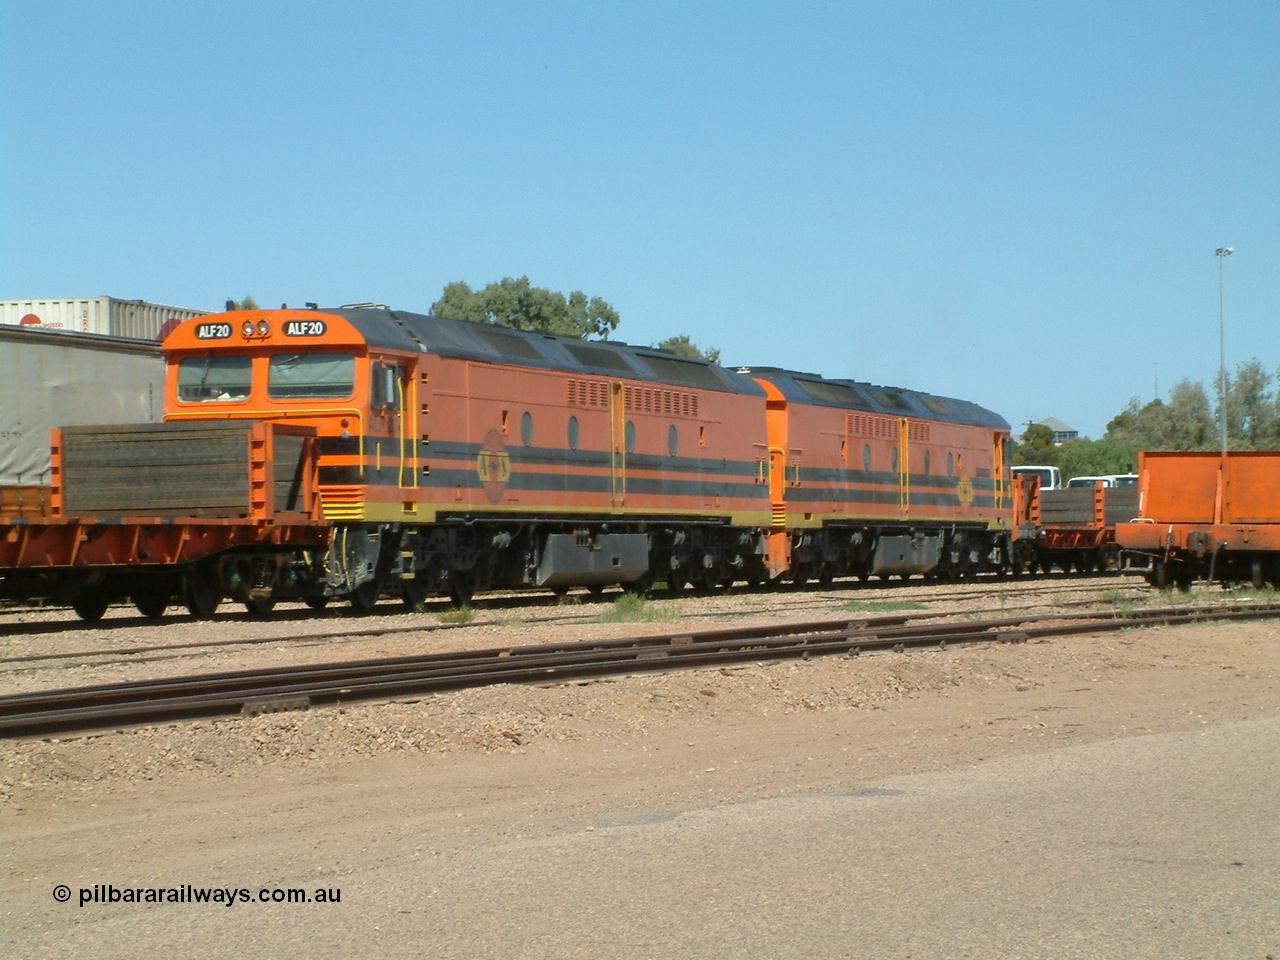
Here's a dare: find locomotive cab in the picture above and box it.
[164,308,420,513]
[161,308,423,609]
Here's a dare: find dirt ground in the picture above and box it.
[3,585,1279,954]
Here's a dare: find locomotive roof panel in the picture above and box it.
[321,306,767,396]
[744,366,1010,430]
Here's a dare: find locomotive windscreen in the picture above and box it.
[267,353,355,400]
[177,355,252,403]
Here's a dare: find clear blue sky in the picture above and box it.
[3,1,1276,440]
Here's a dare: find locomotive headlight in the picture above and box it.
[241,320,255,337]
[256,319,271,336]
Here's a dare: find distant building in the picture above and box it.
[0,296,208,340]
[1041,417,1078,444]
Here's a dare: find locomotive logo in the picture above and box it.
[956,468,974,509]
[476,429,511,504]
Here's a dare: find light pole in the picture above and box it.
[1216,246,1233,452]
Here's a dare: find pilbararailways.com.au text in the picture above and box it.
[59,884,341,908]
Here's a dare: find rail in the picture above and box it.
[3,601,1277,738]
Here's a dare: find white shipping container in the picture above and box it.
[0,296,209,340]
[0,325,165,485]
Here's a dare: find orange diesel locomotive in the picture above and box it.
[2,304,1015,618]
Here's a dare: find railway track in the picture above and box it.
[3,600,1277,739]
[0,572,1149,632]
[0,578,1154,672]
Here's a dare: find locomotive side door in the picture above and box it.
[609,381,626,507]
[758,379,792,578]
[371,358,413,489]
[898,418,911,514]
[992,432,1007,512]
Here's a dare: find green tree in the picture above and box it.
[431,276,620,339]
[652,334,720,363]
[1054,437,1139,479]
[1225,359,1275,449]
[1106,397,1171,450]
[1270,366,1280,447]
[1104,381,1214,451]
[1163,379,1216,450]
[225,296,259,311]
[1013,423,1058,466]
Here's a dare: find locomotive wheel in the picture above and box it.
[348,579,382,613]
[72,586,111,623]
[184,563,222,620]
[132,588,169,620]
[447,572,475,607]
[304,596,330,611]
[402,576,431,613]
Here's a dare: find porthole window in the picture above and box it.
[863,444,871,472]
[924,450,931,475]
[947,452,954,476]
[668,424,679,457]
[521,411,534,447]
[567,415,580,450]
[625,420,636,454]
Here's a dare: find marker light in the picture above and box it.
[256,319,271,336]
[241,320,255,337]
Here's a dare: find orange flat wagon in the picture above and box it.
[1115,450,1280,589]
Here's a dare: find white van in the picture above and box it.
[1011,465,1062,491]
[1065,475,1110,489]
[1065,474,1138,489]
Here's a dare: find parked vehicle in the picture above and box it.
[1011,465,1061,491]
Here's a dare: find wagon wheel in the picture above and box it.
[244,595,278,617]
[1146,559,1168,589]
[72,585,112,623]
[1173,564,1195,593]
[184,562,222,620]
[586,584,607,599]
[132,586,170,620]
[348,578,382,613]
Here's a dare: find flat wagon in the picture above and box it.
[1115,450,1280,589]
